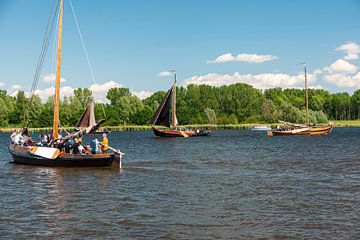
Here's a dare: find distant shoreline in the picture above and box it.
[0,121,359,133]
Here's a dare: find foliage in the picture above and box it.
[1,83,360,128]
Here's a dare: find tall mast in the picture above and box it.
[53,0,63,139]
[172,73,177,129]
[304,64,309,127]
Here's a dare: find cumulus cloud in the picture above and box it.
[21,81,122,103]
[33,86,74,102]
[322,44,360,88]
[324,73,360,88]
[132,90,153,99]
[325,59,358,74]
[0,81,4,87]
[182,71,316,89]
[335,42,360,61]
[42,73,67,83]
[207,53,278,64]
[89,80,122,103]
[157,71,174,77]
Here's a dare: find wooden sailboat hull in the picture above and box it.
[152,127,210,137]
[267,125,333,136]
[9,144,118,167]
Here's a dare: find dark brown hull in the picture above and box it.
[9,144,117,167]
[152,127,211,137]
[267,125,333,136]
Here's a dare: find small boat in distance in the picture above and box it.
[150,73,211,137]
[267,64,333,136]
[251,125,271,131]
[9,0,122,168]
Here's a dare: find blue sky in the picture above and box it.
[0,0,360,101]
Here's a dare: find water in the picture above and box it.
[0,128,359,239]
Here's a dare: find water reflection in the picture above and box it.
[1,129,360,238]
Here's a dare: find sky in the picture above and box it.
[0,0,360,102]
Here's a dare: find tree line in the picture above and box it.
[1,83,360,128]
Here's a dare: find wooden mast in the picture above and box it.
[304,64,309,127]
[53,0,63,139]
[172,73,177,129]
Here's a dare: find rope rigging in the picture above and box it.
[27,0,59,122]
[69,0,107,120]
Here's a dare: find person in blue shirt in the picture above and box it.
[90,137,100,154]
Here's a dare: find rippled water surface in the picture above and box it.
[0,128,359,239]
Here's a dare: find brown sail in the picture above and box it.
[76,102,96,129]
[150,88,173,127]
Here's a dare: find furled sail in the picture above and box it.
[76,102,96,129]
[150,88,173,127]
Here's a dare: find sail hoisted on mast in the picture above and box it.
[150,88,173,127]
[76,102,96,129]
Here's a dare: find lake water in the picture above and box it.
[0,128,359,239]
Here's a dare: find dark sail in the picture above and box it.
[150,88,172,127]
[76,102,96,129]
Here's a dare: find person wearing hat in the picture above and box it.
[102,133,108,153]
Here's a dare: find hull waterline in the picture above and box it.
[267,125,333,136]
[9,144,120,168]
[152,127,210,137]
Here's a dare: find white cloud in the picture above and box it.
[42,73,67,83]
[326,59,358,74]
[207,53,278,64]
[33,86,74,102]
[11,84,21,90]
[89,80,122,103]
[0,81,4,87]
[157,71,174,77]
[335,42,360,60]
[18,81,122,103]
[132,90,153,99]
[182,71,316,89]
[324,73,360,88]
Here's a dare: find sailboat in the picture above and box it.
[267,65,333,136]
[150,73,211,137]
[9,0,122,167]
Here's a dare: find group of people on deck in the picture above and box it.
[11,128,109,155]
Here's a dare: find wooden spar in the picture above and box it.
[304,65,309,127]
[53,0,63,139]
[172,73,177,129]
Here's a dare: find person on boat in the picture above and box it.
[90,137,100,154]
[54,136,64,151]
[77,139,85,154]
[13,130,26,145]
[72,139,80,154]
[101,133,108,153]
[64,138,72,153]
[22,126,30,138]
[10,130,17,143]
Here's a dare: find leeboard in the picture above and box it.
[30,147,60,159]
[179,131,189,138]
